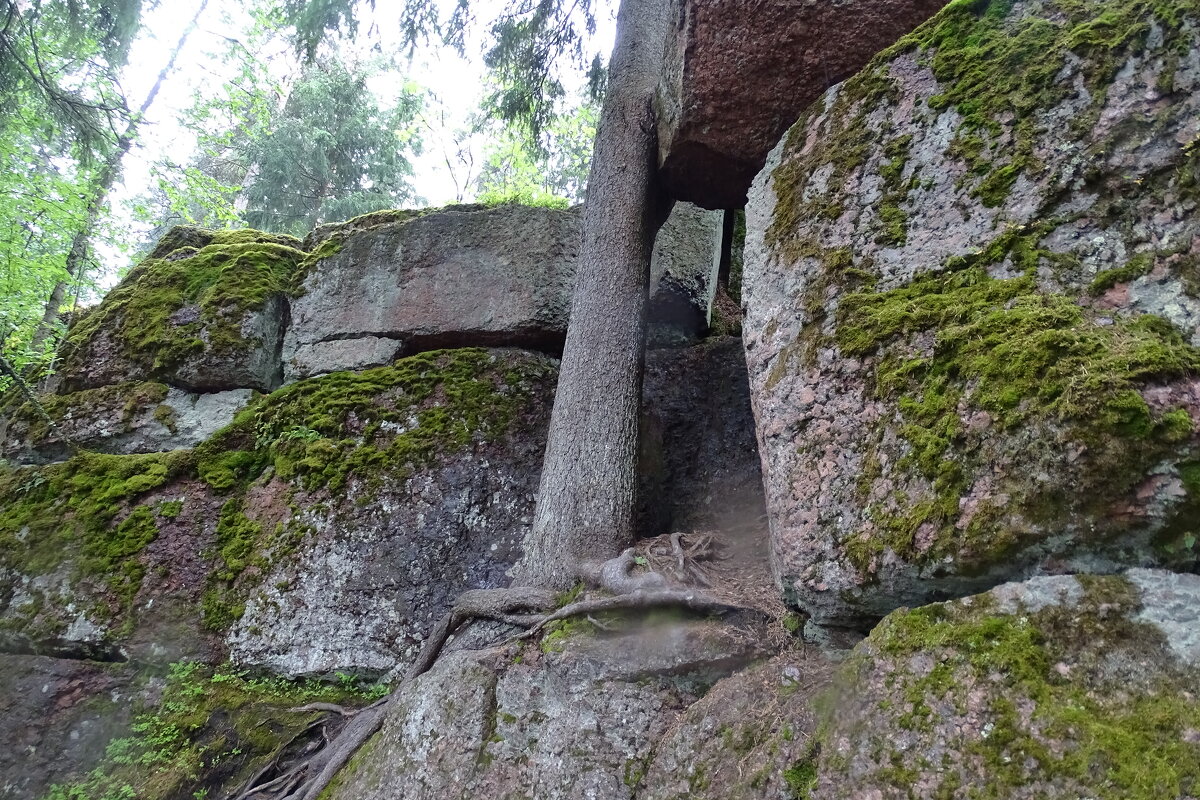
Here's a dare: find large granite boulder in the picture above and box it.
[806,571,1200,799]
[325,615,780,800]
[656,0,948,208]
[283,206,578,381]
[283,203,722,381]
[647,202,724,346]
[57,228,305,393]
[222,348,557,676]
[0,349,556,673]
[744,0,1200,625]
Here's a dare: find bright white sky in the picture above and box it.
[101,0,616,281]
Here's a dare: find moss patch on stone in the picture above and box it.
[7,381,172,444]
[828,577,1200,799]
[195,348,550,495]
[1,349,553,639]
[900,0,1195,207]
[59,234,306,384]
[1089,252,1156,295]
[828,224,1200,573]
[0,450,194,625]
[41,660,385,800]
[768,0,1200,250]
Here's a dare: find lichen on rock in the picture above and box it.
[744,0,1200,625]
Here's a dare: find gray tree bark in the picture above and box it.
[512,0,673,590]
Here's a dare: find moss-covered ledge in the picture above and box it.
[54,227,330,394]
[1,348,556,663]
[806,572,1200,799]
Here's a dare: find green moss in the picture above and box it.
[844,578,1200,799]
[10,382,171,441]
[539,617,596,653]
[906,0,1193,205]
[0,450,193,623]
[1089,252,1156,294]
[201,499,267,631]
[1153,460,1200,560]
[195,348,549,495]
[769,0,1200,245]
[60,236,305,382]
[876,134,914,246]
[782,756,818,798]
[155,500,183,519]
[151,403,179,434]
[2,349,551,640]
[41,661,383,800]
[839,266,1200,434]
[208,229,304,249]
[827,226,1200,573]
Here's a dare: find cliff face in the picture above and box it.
[745,0,1200,626]
[3,1,1200,798]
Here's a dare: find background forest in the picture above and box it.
[0,0,607,384]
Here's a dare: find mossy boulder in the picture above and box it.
[213,347,559,676]
[743,0,1200,624]
[0,449,228,664]
[805,570,1200,799]
[0,349,557,676]
[57,226,307,394]
[1,657,384,800]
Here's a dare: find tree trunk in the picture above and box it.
[512,0,673,590]
[29,1,208,355]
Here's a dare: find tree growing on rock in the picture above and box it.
[228,2,728,796]
[282,0,674,590]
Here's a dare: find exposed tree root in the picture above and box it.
[233,552,744,800]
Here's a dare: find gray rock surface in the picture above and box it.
[807,571,1200,799]
[656,0,948,208]
[327,617,778,800]
[743,0,1200,625]
[225,430,551,677]
[283,203,722,381]
[283,206,579,382]
[648,202,724,346]
[1,384,252,465]
[639,337,764,537]
[0,656,145,800]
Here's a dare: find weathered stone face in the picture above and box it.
[0,655,147,800]
[1,383,252,465]
[806,571,1200,799]
[225,349,558,676]
[655,0,949,208]
[325,617,782,800]
[744,0,1200,625]
[0,349,557,674]
[283,203,723,381]
[283,206,579,381]
[648,202,724,346]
